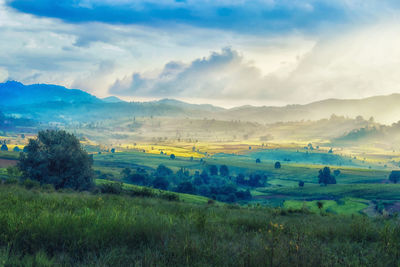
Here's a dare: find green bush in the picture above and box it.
[23,179,40,189]
[98,182,123,194]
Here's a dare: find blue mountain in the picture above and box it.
[0,81,101,106]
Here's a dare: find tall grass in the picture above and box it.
[0,185,399,266]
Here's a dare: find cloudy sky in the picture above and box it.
[1,0,400,107]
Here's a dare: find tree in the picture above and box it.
[200,170,210,184]
[248,174,265,187]
[333,169,341,176]
[209,165,218,176]
[298,180,305,187]
[274,161,281,169]
[318,167,336,185]
[156,164,173,177]
[129,173,148,185]
[176,181,196,194]
[13,146,20,152]
[111,148,115,153]
[219,165,229,177]
[256,158,261,164]
[152,177,169,190]
[1,143,8,151]
[170,154,176,160]
[121,168,131,179]
[236,173,246,185]
[18,130,94,190]
[389,170,400,183]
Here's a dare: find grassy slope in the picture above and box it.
[95,179,212,204]
[0,185,400,266]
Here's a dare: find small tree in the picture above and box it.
[209,165,218,176]
[152,177,169,190]
[1,143,8,151]
[170,154,176,160]
[318,167,336,185]
[176,181,196,194]
[274,161,281,169]
[156,164,173,177]
[333,169,341,176]
[219,165,229,177]
[256,158,261,164]
[18,130,94,190]
[389,170,400,183]
[298,180,305,187]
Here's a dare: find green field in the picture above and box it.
[2,148,399,216]
[0,185,399,266]
[90,150,399,216]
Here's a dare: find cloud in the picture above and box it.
[6,0,379,34]
[110,48,267,99]
[71,60,117,95]
[109,22,400,106]
[0,67,8,82]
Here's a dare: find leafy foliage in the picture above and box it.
[18,130,94,190]
[318,167,337,185]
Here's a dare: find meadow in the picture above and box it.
[0,185,399,266]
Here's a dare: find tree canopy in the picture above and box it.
[18,130,94,190]
[318,167,336,185]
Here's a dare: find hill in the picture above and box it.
[0,81,101,106]
[218,94,400,124]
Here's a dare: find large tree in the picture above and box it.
[18,130,94,190]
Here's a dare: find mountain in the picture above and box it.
[2,81,400,125]
[102,96,125,103]
[216,94,400,124]
[0,81,101,106]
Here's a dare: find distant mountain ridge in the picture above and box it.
[0,81,101,106]
[1,81,400,124]
[218,94,400,124]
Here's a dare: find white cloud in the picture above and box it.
[0,67,8,82]
[109,21,400,106]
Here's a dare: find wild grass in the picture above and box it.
[0,185,399,266]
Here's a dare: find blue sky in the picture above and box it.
[2,0,400,106]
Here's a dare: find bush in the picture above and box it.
[160,192,179,201]
[23,179,40,190]
[98,182,123,195]
[4,177,18,185]
[130,187,155,198]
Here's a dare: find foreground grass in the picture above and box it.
[0,186,400,266]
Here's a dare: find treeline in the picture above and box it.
[105,164,267,203]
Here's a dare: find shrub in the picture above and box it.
[98,182,123,195]
[23,179,40,189]
[130,187,155,198]
[160,192,179,201]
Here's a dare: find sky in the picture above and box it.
[1,0,400,107]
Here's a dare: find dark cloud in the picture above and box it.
[6,0,350,34]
